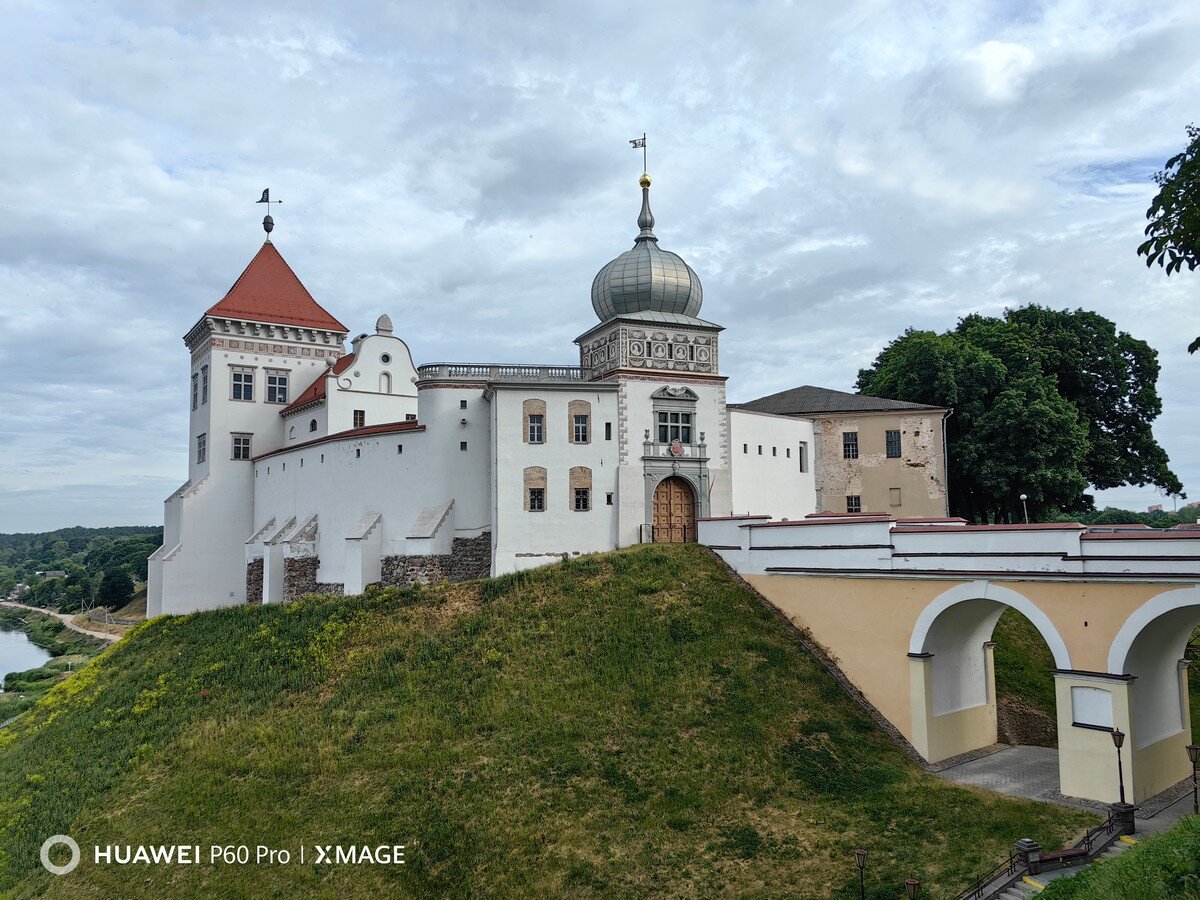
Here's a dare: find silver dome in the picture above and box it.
[590,174,703,322]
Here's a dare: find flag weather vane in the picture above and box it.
[630,134,647,174]
[256,189,282,239]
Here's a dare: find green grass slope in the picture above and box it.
[1040,816,1200,899]
[0,545,1094,898]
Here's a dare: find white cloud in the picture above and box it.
[0,0,1198,529]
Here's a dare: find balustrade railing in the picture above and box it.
[416,363,585,382]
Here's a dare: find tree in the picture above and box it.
[97,570,134,610]
[857,306,1181,523]
[1137,124,1200,353]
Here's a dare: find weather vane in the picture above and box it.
[256,188,282,239]
[629,133,647,174]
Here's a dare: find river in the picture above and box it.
[0,626,52,681]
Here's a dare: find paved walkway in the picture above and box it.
[0,600,119,643]
[934,744,1197,835]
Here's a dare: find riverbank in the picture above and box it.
[0,606,109,722]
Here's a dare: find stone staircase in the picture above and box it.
[994,837,1136,897]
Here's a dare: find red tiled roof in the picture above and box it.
[253,420,425,461]
[206,242,348,332]
[280,354,355,416]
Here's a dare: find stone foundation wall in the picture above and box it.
[448,532,491,581]
[382,531,492,588]
[245,558,263,605]
[281,556,344,602]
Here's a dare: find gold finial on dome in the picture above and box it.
[639,172,652,189]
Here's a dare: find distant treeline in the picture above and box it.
[1049,506,1198,527]
[0,525,163,613]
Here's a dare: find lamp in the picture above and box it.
[905,877,921,899]
[1111,728,1126,805]
[853,849,867,900]
[1187,743,1199,816]
[1019,493,1029,524]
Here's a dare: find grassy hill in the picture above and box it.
[1040,816,1200,899]
[0,545,1094,898]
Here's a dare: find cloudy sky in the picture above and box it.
[1,0,1197,532]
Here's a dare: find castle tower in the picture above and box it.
[148,241,349,615]
[576,173,731,544]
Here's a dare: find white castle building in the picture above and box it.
[148,174,949,616]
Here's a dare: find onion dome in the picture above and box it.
[590,173,703,321]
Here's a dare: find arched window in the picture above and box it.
[288,425,296,440]
[380,372,392,394]
[524,466,547,511]
[309,419,318,433]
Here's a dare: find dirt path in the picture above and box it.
[1,600,119,643]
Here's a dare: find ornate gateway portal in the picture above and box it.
[652,476,697,543]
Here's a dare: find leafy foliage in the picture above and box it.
[857,305,1181,522]
[1136,124,1200,353]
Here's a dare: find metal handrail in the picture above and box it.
[953,852,1018,900]
[1077,812,1119,854]
[415,362,585,382]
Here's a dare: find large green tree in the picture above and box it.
[1137,124,1200,352]
[857,306,1181,523]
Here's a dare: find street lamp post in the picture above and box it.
[905,877,921,899]
[1112,728,1127,805]
[1187,743,1199,816]
[853,849,867,900]
[1019,493,1029,524]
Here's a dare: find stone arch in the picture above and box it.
[1107,585,1200,749]
[910,580,1072,668]
[910,581,1071,718]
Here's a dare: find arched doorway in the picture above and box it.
[653,476,696,543]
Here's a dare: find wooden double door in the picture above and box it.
[652,476,697,543]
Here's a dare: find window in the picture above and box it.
[191,374,198,410]
[656,411,693,443]
[798,442,809,473]
[786,448,791,458]
[232,434,252,460]
[355,448,361,458]
[309,419,318,432]
[405,413,417,421]
[843,432,859,459]
[605,422,612,441]
[886,429,902,458]
[265,369,289,404]
[353,409,365,429]
[201,366,208,404]
[196,433,207,463]
[397,444,403,454]
[569,466,592,510]
[574,488,591,511]
[528,414,544,444]
[380,353,392,364]
[380,372,392,393]
[231,368,254,401]
[523,399,547,444]
[606,492,614,506]
[743,443,748,454]
[889,487,902,507]
[772,446,777,457]
[288,425,295,440]
[846,495,862,513]
[525,465,547,511]
[568,400,592,443]
[460,441,468,451]
[757,445,762,455]
[460,399,467,409]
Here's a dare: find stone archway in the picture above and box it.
[653,476,697,543]
[906,581,1072,765]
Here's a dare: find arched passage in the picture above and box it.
[1108,586,1200,754]
[907,581,1072,764]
